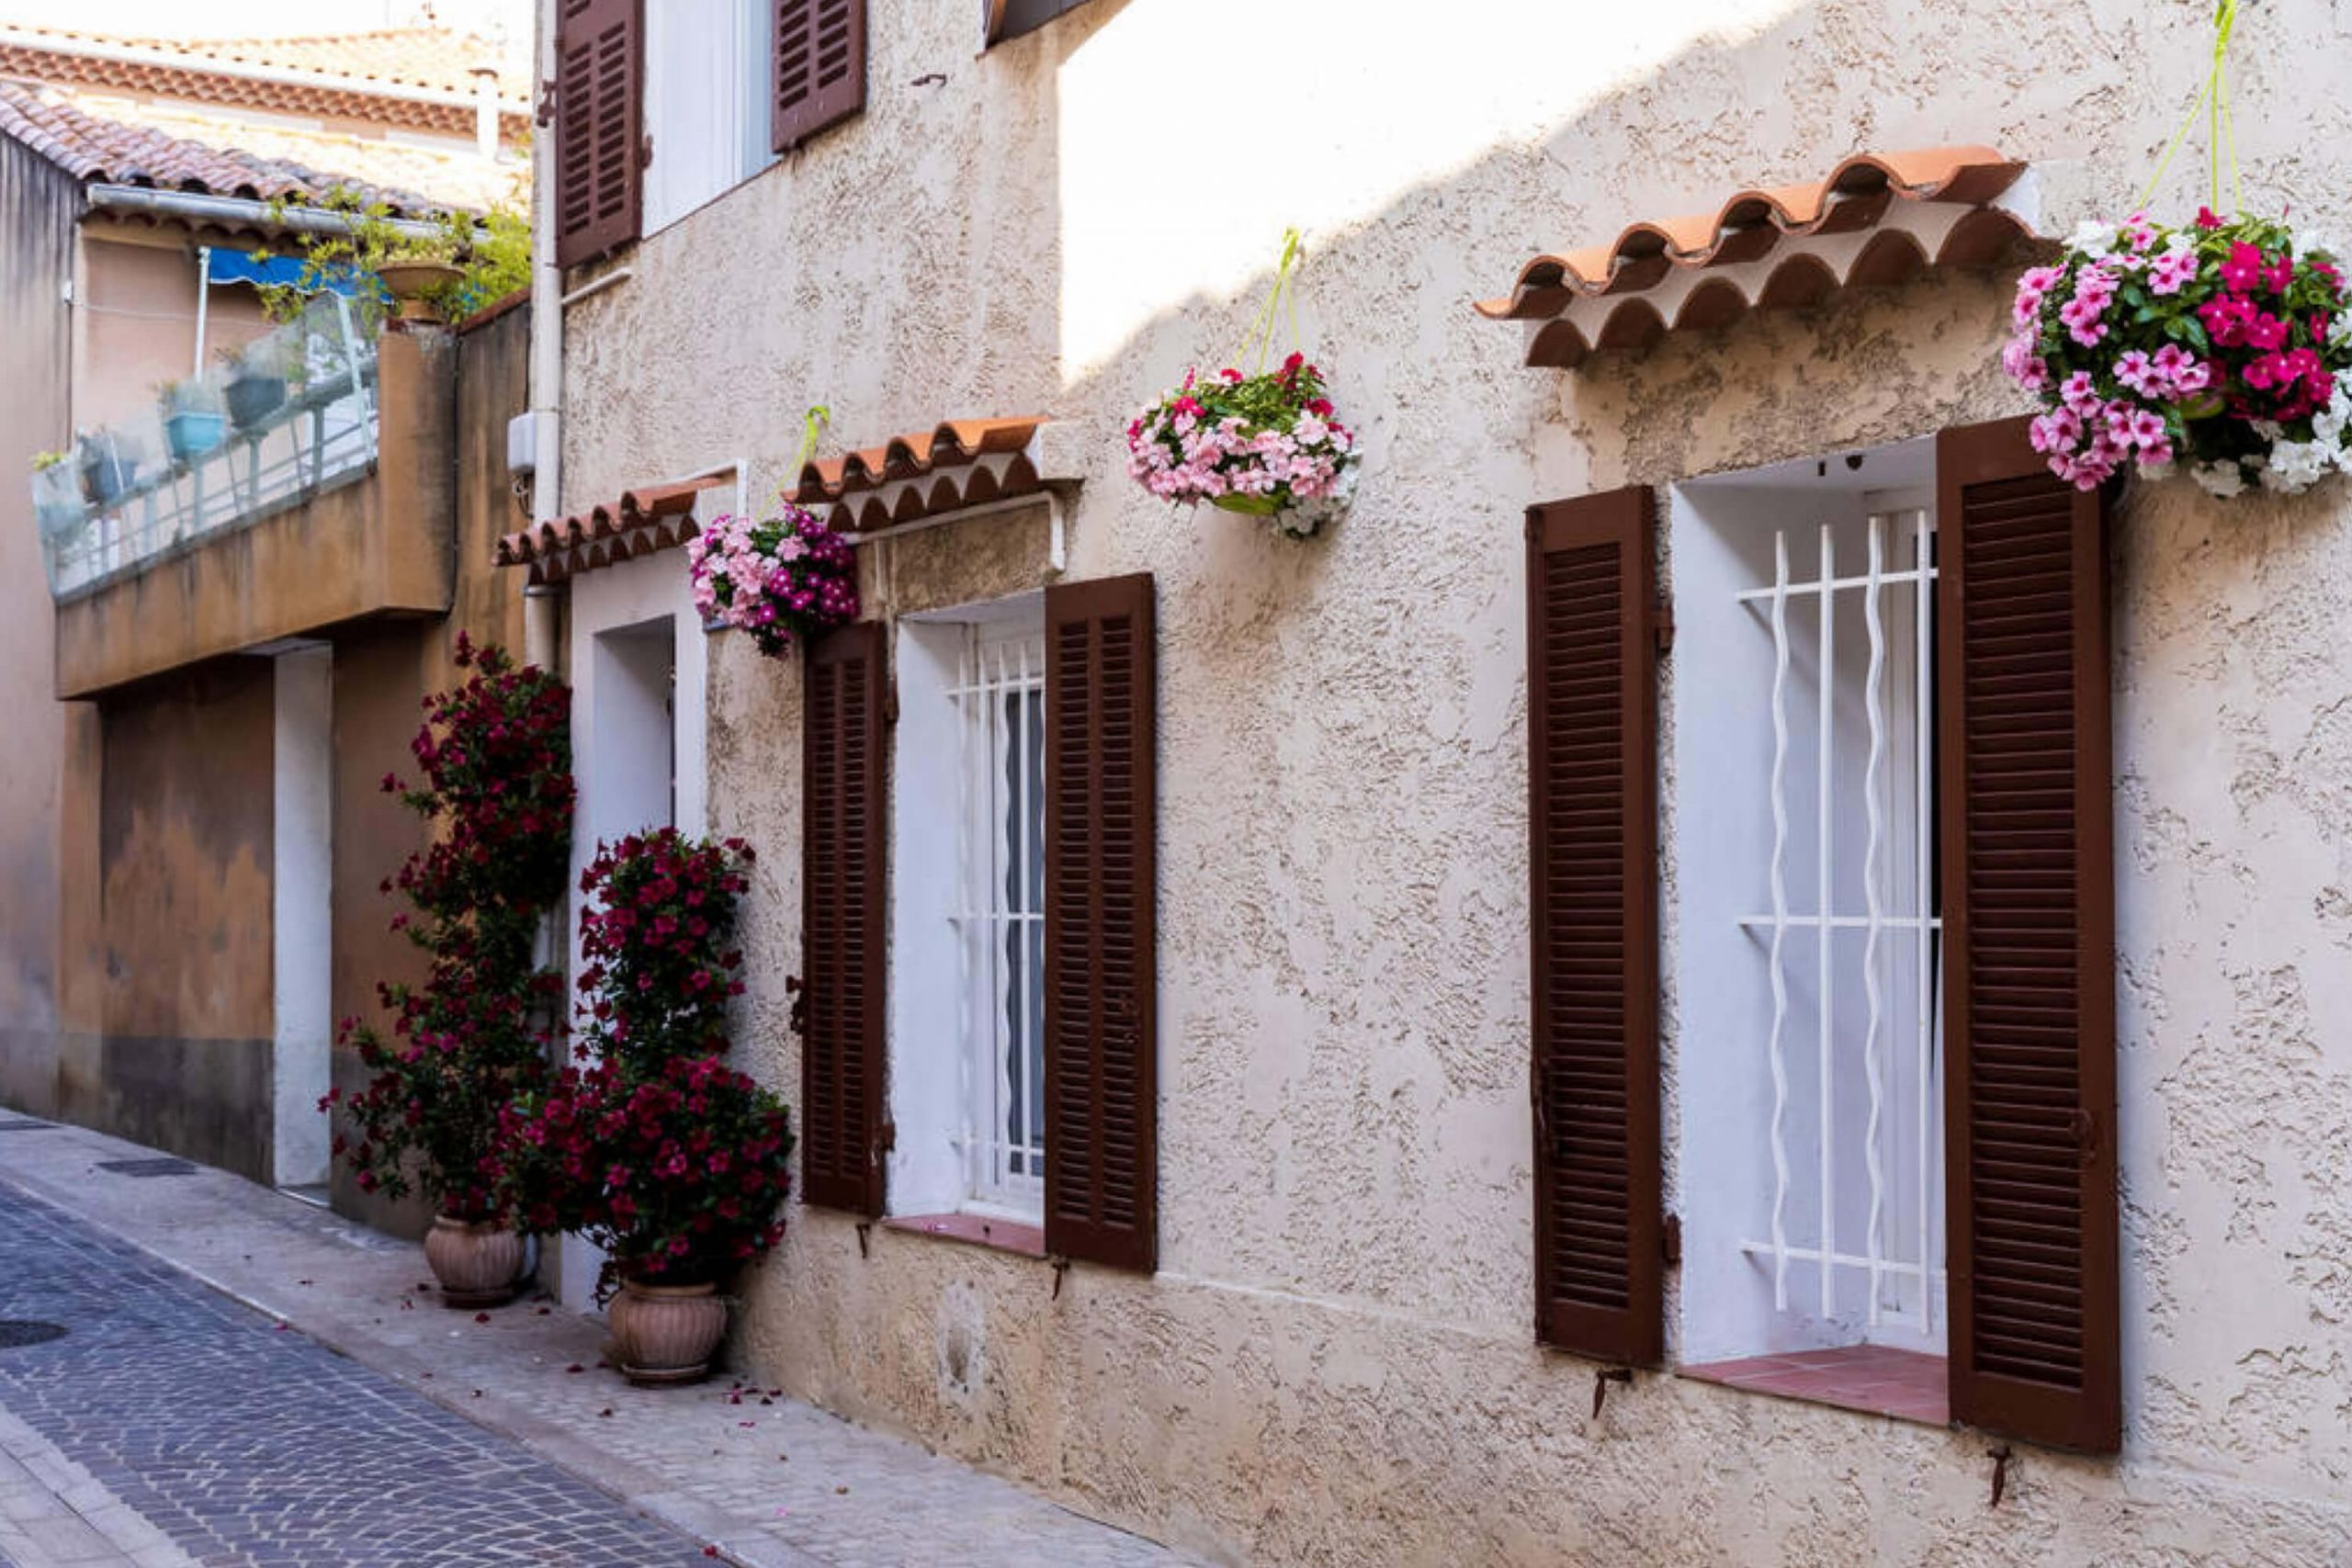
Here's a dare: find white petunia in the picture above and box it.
[2068,220,2120,258]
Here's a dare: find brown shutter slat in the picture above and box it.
[773,0,865,152]
[1527,487,1661,1365]
[801,619,886,1215]
[1042,574,1157,1271]
[554,0,642,269]
[1938,416,2120,1454]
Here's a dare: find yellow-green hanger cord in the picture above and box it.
[1240,229,1304,375]
[2140,0,2242,213]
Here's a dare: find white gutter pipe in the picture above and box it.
[86,184,448,240]
[522,0,563,672]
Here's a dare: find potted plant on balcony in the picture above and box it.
[29,451,82,536]
[496,830,795,1385]
[156,378,227,465]
[76,429,138,509]
[222,343,288,433]
[328,637,575,1308]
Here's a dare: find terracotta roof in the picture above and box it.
[790,419,1050,533]
[497,479,724,588]
[0,23,531,142]
[0,78,456,213]
[1477,147,2040,368]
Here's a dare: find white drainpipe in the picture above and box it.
[522,0,562,672]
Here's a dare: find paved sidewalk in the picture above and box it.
[0,1116,1193,1568]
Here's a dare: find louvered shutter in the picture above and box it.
[1527,487,1662,1365]
[773,0,865,152]
[984,0,1092,45]
[1042,574,1157,1271]
[554,0,642,269]
[801,620,887,1215]
[1937,416,2120,1454]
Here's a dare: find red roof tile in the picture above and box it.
[791,418,1049,533]
[0,23,531,143]
[0,78,454,213]
[496,479,724,588]
[1477,147,2040,368]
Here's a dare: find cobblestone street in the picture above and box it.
[0,1179,710,1567]
[0,1118,1195,1568]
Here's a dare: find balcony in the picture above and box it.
[40,297,459,699]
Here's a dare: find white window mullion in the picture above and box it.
[1861,514,1888,1327]
[1766,530,1793,1314]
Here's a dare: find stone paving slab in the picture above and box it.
[0,1118,1199,1568]
[0,1181,710,1567]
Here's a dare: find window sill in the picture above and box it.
[881,1213,1047,1260]
[1680,1346,1950,1427]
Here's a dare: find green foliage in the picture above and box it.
[253,184,530,325]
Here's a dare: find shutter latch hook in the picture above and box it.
[1050,1257,1071,1300]
[854,1222,871,1260]
[1987,1445,2014,1507]
[1591,1366,1633,1419]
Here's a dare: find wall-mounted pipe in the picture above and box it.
[85,184,448,241]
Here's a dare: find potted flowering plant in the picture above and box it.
[1126,352,1360,538]
[497,830,795,1384]
[1126,229,1361,539]
[30,451,82,536]
[686,506,859,660]
[2006,209,2352,495]
[328,637,574,1307]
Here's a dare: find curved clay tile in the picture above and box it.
[1476,145,2025,318]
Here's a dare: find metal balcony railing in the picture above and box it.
[33,294,381,600]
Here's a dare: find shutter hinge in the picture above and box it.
[640,133,654,170]
[883,682,899,726]
[536,77,558,128]
[1652,602,1675,656]
[876,1120,897,1153]
[1661,1213,1681,1268]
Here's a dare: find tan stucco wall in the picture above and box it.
[553,0,2352,1561]
[76,226,273,434]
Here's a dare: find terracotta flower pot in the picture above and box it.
[608,1277,729,1385]
[376,260,463,322]
[424,1214,528,1308]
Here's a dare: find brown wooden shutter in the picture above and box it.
[1042,574,1157,1271]
[800,619,887,1215]
[553,0,642,270]
[1527,486,1662,1366]
[984,0,1092,45]
[772,0,865,152]
[1937,416,2120,1454]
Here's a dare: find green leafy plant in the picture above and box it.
[327,637,576,1221]
[253,184,529,325]
[496,831,796,1298]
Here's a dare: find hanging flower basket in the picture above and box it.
[1127,355,1360,539]
[687,505,859,660]
[2006,209,2352,496]
[1127,229,1362,539]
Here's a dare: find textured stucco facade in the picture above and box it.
[548,0,2352,1561]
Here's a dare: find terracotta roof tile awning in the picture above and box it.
[496,478,723,588]
[791,418,1056,534]
[1477,147,2041,368]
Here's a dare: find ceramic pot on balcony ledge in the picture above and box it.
[376,260,463,322]
[607,1277,729,1385]
[424,1214,528,1308]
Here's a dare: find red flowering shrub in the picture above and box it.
[328,637,573,1221]
[498,829,794,1295]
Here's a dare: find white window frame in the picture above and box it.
[888,595,1049,1226]
[1671,437,1949,1363]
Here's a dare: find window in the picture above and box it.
[1672,437,1948,1371]
[643,0,776,232]
[891,597,1049,1225]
